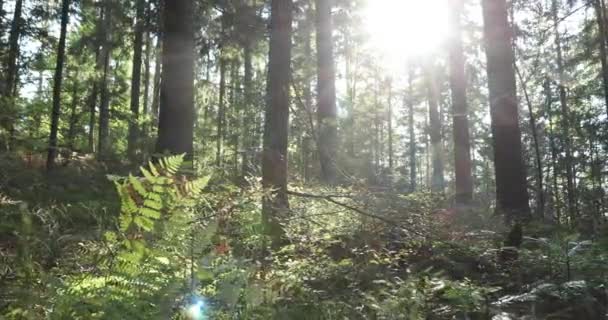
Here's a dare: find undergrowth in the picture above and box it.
[1,155,607,319]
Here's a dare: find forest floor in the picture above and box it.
[1,153,607,319]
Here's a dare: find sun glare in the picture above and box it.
[363,0,449,72]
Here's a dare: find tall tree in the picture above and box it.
[481,0,531,219]
[47,0,71,169]
[155,0,195,156]
[1,0,23,150]
[387,78,393,170]
[262,0,292,246]
[448,0,473,204]
[593,0,608,115]
[407,67,416,192]
[216,57,227,167]
[2,0,23,97]
[127,0,146,161]
[551,0,576,220]
[315,0,338,183]
[97,2,113,158]
[426,62,444,192]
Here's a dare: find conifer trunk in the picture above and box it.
[552,0,576,220]
[315,0,338,183]
[127,0,146,161]
[155,0,195,156]
[448,0,473,203]
[262,0,292,246]
[47,0,70,169]
[481,0,531,219]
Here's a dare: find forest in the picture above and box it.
[1,0,608,318]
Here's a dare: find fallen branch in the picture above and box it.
[287,190,398,225]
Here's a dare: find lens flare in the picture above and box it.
[183,296,209,320]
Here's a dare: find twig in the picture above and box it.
[287,190,396,225]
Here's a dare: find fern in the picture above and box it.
[50,155,215,319]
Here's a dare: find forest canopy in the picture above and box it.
[1,0,608,319]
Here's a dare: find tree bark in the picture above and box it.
[448,0,473,204]
[127,0,146,161]
[262,0,292,247]
[315,0,338,183]
[47,0,70,170]
[66,73,80,154]
[155,0,195,157]
[481,0,531,220]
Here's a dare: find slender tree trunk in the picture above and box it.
[481,0,531,220]
[426,62,445,192]
[142,0,152,138]
[593,0,608,115]
[127,0,146,161]
[67,74,80,153]
[315,0,338,183]
[545,78,561,222]
[97,2,113,159]
[552,0,576,221]
[387,78,393,171]
[47,0,70,169]
[408,68,416,192]
[1,0,23,150]
[448,0,473,204]
[151,36,162,131]
[516,65,545,216]
[216,58,227,167]
[241,41,254,179]
[262,0,292,247]
[155,0,195,156]
[2,0,22,97]
[87,77,98,153]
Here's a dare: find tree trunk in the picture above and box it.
[481,0,531,220]
[97,2,113,159]
[1,0,23,150]
[545,78,561,222]
[552,0,576,221]
[408,68,417,192]
[151,35,162,131]
[426,62,445,193]
[127,0,146,161]
[241,41,254,180]
[593,0,608,116]
[216,57,227,167]
[515,65,545,216]
[87,78,98,153]
[387,78,393,171]
[155,0,195,156]
[315,0,338,183]
[46,0,70,170]
[2,0,22,97]
[67,74,80,154]
[262,0,292,247]
[142,0,152,139]
[448,0,473,204]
